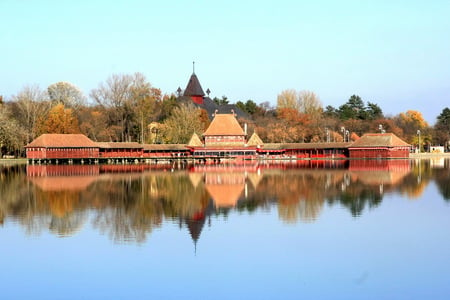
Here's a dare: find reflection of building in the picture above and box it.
[349,159,411,191]
[204,172,246,208]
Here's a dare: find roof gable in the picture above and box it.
[350,133,410,148]
[203,114,245,136]
[183,73,205,97]
[25,134,98,148]
[187,133,203,147]
[247,132,264,146]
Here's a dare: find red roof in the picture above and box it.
[349,133,410,148]
[203,114,245,136]
[97,142,142,149]
[25,134,98,148]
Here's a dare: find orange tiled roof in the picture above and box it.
[142,144,188,151]
[350,133,410,148]
[97,142,142,149]
[203,114,245,136]
[25,134,98,148]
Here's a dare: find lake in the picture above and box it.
[1,159,450,300]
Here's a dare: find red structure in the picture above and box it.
[25,134,99,161]
[97,142,143,158]
[348,133,411,159]
[259,142,350,159]
[24,123,411,164]
[183,71,205,105]
[143,144,190,158]
[188,113,258,160]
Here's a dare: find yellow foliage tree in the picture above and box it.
[40,103,80,134]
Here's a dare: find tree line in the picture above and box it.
[1,72,450,156]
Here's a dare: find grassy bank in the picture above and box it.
[409,153,450,159]
[0,158,28,165]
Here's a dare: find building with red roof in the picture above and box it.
[25,134,99,161]
[348,133,411,158]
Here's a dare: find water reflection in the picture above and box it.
[1,159,449,243]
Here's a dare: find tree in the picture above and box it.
[434,107,450,149]
[277,89,299,111]
[366,102,383,120]
[394,110,430,146]
[160,103,206,144]
[338,95,366,120]
[10,85,51,143]
[48,81,86,109]
[298,90,323,117]
[236,99,258,115]
[323,105,338,118]
[0,104,27,156]
[213,96,229,105]
[90,72,160,142]
[40,103,80,134]
[78,107,113,141]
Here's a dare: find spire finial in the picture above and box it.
[193,61,195,74]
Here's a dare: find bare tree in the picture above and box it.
[277,89,299,112]
[48,81,86,110]
[90,73,160,142]
[298,90,323,116]
[10,85,51,143]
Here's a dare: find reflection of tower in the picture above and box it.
[183,201,214,255]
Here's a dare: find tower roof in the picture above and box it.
[183,73,205,97]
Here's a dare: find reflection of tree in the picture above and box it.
[397,160,432,199]
[49,212,86,237]
[433,161,450,201]
[331,190,382,217]
[3,160,448,244]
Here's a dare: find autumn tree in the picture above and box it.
[40,103,80,134]
[10,85,51,143]
[78,107,113,141]
[160,103,206,144]
[394,110,430,147]
[48,81,86,110]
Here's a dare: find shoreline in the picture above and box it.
[1,154,450,166]
[409,153,450,159]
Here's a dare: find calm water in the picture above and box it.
[1,159,450,300]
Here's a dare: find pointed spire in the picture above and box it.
[193,61,195,74]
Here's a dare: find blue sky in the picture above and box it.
[1,0,449,124]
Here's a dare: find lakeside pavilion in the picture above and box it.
[25,112,411,164]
